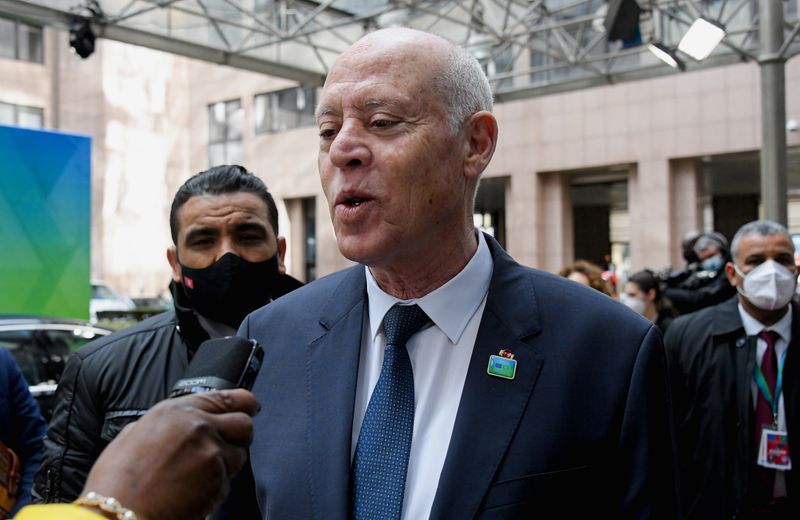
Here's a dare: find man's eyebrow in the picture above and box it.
[234,221,269,234]
[184,226,218,243]
[744,253,766,262]
[315,105,338,121]
[363,99,402,110]
[316,98,407,121]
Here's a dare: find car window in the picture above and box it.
[0,330,42,385]
[42,328,106,353]
[92,284,118,300]
[0,327,107,385]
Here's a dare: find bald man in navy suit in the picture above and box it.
[239,28,678,519]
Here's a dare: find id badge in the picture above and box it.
[757,428,792,470]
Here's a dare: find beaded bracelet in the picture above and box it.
[74,491,138,520]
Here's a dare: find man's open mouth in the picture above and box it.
[345,197,367,207]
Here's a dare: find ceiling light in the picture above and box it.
[678,18,725,61]
[647,42,685,71]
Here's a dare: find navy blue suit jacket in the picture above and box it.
[240,235,678,519]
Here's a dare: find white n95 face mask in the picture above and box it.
[621,293,647,315]
[735,260,797,311]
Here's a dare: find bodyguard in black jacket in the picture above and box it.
[32,165,302,506]
[665,220,799,519]
[33,283,210,502]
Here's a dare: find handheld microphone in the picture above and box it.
[170,337,263,398]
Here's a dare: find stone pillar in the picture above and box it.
[315,196,352,277]
[669,158,703,266]
[629,159,672,271]
[282,198,304,281]
[536,171,573,273]
[504,171,540,269]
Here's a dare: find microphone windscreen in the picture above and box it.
[170,337,262,397]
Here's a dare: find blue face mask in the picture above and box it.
[700,254,724,272]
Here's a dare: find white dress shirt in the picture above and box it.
[351,231,493,520]
[738,303,793,497]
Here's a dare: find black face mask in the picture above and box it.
[179,252,280,328]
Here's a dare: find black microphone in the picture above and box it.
[170,337,263,398]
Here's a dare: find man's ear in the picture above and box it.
[463,111,498,181]
[167,246,182,283]
[724,261,739,287]
[277,236,287,275]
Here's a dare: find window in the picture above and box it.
[254,87,316,134]
[254,0,293,31]
[0,17,43,63]
[0,102,44,128]
[487,44,514,91]
[208,99,243,166]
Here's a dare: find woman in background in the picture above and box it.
[559,260,614,297]
[622,270,677,334]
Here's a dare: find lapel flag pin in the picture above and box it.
[487,349,517,380]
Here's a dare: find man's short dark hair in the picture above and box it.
[170,165,279,244]
[730,219,790,262]
[693,232,729,258]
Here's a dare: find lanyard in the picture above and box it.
[754,344,788,425]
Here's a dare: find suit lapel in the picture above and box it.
[430,237,544,519]
[306,267,366,520]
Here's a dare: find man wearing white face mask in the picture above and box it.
[665,219,799,519]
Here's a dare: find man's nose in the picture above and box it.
[216,236,239,260]
[328,120,371,170]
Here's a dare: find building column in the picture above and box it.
[536,171,573,273]
[282,198,304,281]
[315,196,352,277]
[504,171,540,268]
[628,160,671,271]
[669,158,704,266]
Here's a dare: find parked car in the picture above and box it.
[90,280,135,323]
[0,316,112,420]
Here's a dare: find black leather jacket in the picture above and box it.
[665,297,800,518]
[32,282,211,503]
[32,276,302,504]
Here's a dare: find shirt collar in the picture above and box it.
[366,230,493,344]
[737,302,793,342]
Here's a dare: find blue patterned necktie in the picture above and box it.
[352,304,430,520]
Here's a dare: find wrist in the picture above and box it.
[74,491,138,520]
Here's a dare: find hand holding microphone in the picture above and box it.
[80,389,258,520]
[78,337,264,520]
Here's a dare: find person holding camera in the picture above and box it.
[664,231,736,315]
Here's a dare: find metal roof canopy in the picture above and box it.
[0,0,798,100]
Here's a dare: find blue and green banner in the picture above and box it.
[0,125,91,319]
